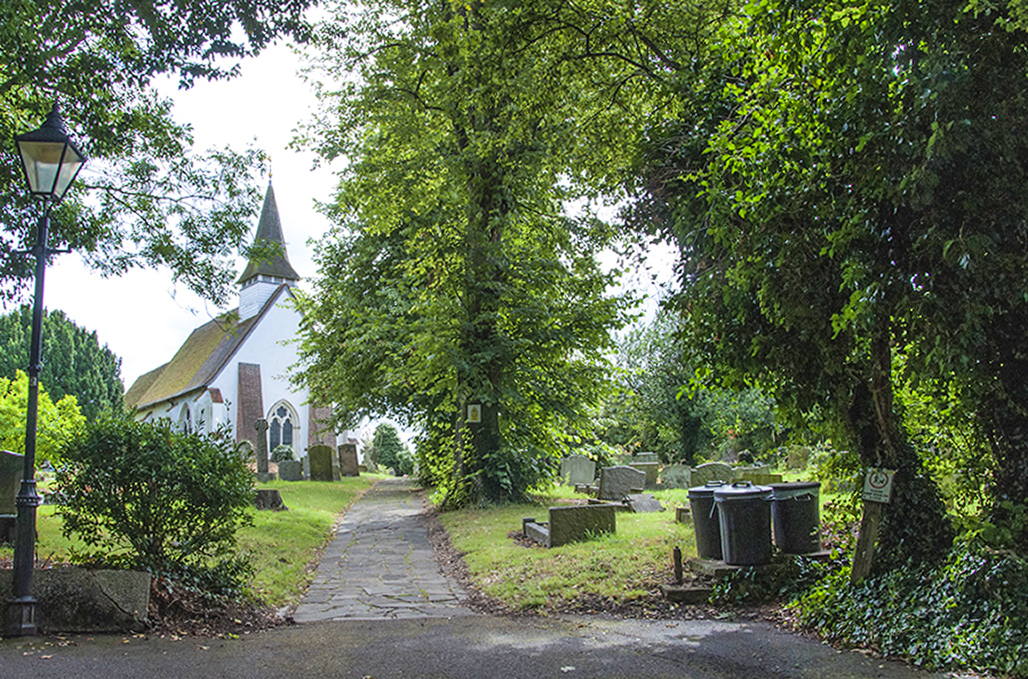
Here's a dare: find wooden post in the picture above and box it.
[850,500,884,584]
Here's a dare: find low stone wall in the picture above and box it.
[0,567,150,633]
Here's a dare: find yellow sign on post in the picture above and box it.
[467,404,482,424]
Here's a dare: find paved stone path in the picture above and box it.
[291,477,474,622]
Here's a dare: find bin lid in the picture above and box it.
[688,480,726,498]
[769,481,820,500]
[713,480,772,502]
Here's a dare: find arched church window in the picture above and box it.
[268,402,297,451]
[177,404,192,434]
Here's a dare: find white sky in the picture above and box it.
[45,42,336,389]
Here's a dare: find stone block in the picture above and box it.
[560,454,596,485]
[0,567,150,633]
[625,493,664,513]
[549,504,616,547]
[597,465,645,501]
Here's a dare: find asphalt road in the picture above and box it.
[0,614,947,679]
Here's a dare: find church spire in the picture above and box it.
[238,182,300,321]
[238,182,301,286]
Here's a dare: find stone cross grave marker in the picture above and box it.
[255,418,270,474]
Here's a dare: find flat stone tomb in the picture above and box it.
[522,504,617,548]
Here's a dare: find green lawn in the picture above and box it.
[1,475,382,608]
[437,486,697,611]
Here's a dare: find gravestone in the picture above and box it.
[690,462,735,486]
[661,464,692,489]
[255,419,275,482]
[625,493,664,513]
[597,465,646,501]
[634,452,660,464]
[1,450,24,514]
[1,450,24,542]
[278,459,303,481]
[560,455,596,485]
[338,443,359,477]
[308,445,334,482]
[523,504,617,548]
[302,455,310,479]
[628,461,659,489]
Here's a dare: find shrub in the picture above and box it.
[56,415,255,595]
[794,539,1028,677]
[271,444,295,462]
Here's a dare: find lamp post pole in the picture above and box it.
[7,103,85,637]
[8,204,52,636]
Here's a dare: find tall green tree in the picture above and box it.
[0,306,123,419]
[623,0,1028,567]
[295,0,632,506]
[0,0,315,305]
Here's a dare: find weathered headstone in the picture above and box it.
[625,493,664,513]
[255,419,275,482]
[560,455,596,486]
[690,462,734,486]
[597,465,646,501]
[1,450,23,542]
[338,443,359,477]
[278,459,303,481]
[308,445,334,482]
[661,464,692,489]
[1,450,25,515]
[634,452,660,464]
[523,504,617,548]
[302,455,310,480]
[628,461,659,489]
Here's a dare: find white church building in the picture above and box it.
[124,183,337,454]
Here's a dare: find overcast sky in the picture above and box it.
[45,42,336,390]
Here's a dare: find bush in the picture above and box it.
[271,444,295,462]
[794,539,1028,677]
[56,415,255,595]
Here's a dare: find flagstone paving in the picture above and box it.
[291,476,475,622]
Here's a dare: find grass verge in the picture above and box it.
[436,486,697,612]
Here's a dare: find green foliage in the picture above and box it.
[0,1,314,306]
[795,540,1028,677]
[0,306,124,419]
[56,415,255,594]
[295,0,631,507]
[367,422,414,476]
[270,444,295,462]
[711,556,836,605]
[0,370,85,464]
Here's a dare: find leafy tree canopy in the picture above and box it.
[0,305,123,419]
[0,0,315,305]
[0,369,85,464]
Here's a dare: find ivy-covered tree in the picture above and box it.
[0,306,123,419]
[626,0,1028,567]
[295,0,633,507]
[0,0,315,306]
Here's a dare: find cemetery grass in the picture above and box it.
[437,486,709,617]
[1,477,381,620]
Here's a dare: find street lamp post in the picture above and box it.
[7,103,85,637]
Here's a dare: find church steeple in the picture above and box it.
[238,182,300,320]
